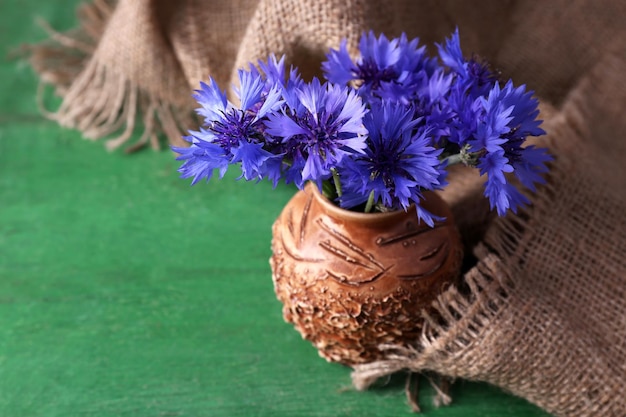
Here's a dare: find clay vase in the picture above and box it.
[270,183,463,366]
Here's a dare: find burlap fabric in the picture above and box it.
[27,1,626,416]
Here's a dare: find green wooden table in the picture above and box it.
[0,2,551,416]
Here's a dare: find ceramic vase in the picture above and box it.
[270,183,463,365]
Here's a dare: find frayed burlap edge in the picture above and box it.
[39,58,193,152]
[27,0,193,152]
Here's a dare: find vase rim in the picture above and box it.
[306,182,418,223]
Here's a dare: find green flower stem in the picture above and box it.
[331,168,342,197]
[364,190,376,213]
[442,153,463,166]
[321,180,336,200]
[442,145,484,168]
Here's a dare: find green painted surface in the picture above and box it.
[0,3,551,416]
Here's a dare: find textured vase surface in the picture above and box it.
[270,184,463,365]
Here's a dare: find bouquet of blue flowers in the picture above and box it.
[174,29,551,226]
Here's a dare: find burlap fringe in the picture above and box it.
[29,0,110,89]
[28,0,191,152]
[40,59,190,152]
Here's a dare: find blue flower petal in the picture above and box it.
[264,112,308,139]
[322,39,356,85]
[193,78,230,122]
[231,140,276,181]
[236,68,265,111]
[172,136,230,185]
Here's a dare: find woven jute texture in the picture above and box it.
[27,1,626,416]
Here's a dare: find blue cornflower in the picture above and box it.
[437,28,498,98]
[173,67,284,184]
[409,66,457,144]
[472,80,546,156]
[471,81,550,214]
[257,54,305,108]
[257,54,289,87]
[436,28,465,75]
[323,32,435,103]
[264,77,368,188]
[173,132,230,185]
[340,101,445,226]
[174,31,550,222]
[442,84,481,146]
